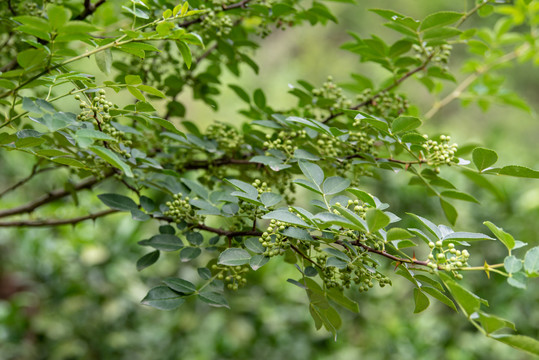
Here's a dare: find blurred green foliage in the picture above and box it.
[1,0,538,359]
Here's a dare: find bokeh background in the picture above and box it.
[1,0,538,359]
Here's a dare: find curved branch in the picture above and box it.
[0,165,56,198]
[0,173,112,219]
[323,53,435,123]
[0,209,118,227]
[75,0,107,21]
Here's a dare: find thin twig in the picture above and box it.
[0,209,118,227]
[0,165,56,198]
[425,46,527,119]
[0,173,113,219]
[323,53,435,123]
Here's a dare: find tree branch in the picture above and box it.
[323,53,435,123]
[183,157,253,170]
[0,209,118,227]
[0,173,112,219]
[193,223,262,238]
[75,0,107,21]
[180,0,252,27]
[0,165,56,198]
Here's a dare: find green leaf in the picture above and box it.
[147,234,184,251]
[323,248,350,262]
[280,227,314,241]
[491,334,539,356]
[90,145,133,177]
[127,86,146,101]
[442,232,494,242]
[17,49,47,69]
[15,136,45,148]
[477,312,515,334]
[198,291,229,308]
[440,198,457,226]
[138,84,166,98]
[332,206,367,231]
[98,193,138,211]
[59,21,98,33]
[415,275,444,291]
[245,237,264,253]
[366,208,390,233]
[391,116,421,133]
[163,277,196,294]
[498,165,539,178]
[141,286,185,310]
[483,221,515,251]
[413,288,430,313]
[186,232,203,246]
[228,84,250,103]
[224,179,258,198]
[472,147,498,171]
[524,246,539,274]
[298,160,324,186]
[420,11,463,31]
[180,247,201,262]
[151,117,185,136]
[407,213,442,239]
[327,288,359,313]
[322,176,350,195]
[253,89,266,109]
[218,248,251,266]
[421,286,457,311]
[125,75,142,85]
[293,179,323,195]
[386,228,414,241]
[250,254,269,271]
[507,272,527,289]
[260,192,282,208]
[441,190,479,203]
[261,210,309,227]
[440,273,487,316]
[95,49,112,75]
[122,5,149,19]
[47,4,71,29]
[176,41,192,69]
[347,188,376,206]
[504,255,522,273]
[136,250,160,271]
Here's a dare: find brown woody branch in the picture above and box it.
[0,173,112,219]
[0,165,56,198]
[183,157,253,170]
[323,53,436,123]
[0,209,118,227]
[75,0,107,21]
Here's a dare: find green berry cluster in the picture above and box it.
[412,44,452,68]
[206,122,243,153]
[201,10,233,37]
[427,241,470,279]
[354,89,409,119]
[165,193,202,223]
[346,199,367,219]
[263,130,307,156]
[76,91,132,155]
[212,264,249,291]
[421,134,458,166]
[252,179,271,194]
[312,247,391,291]
[311,76,352,108]
[259,219,291,257]
[314,131,374,159]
